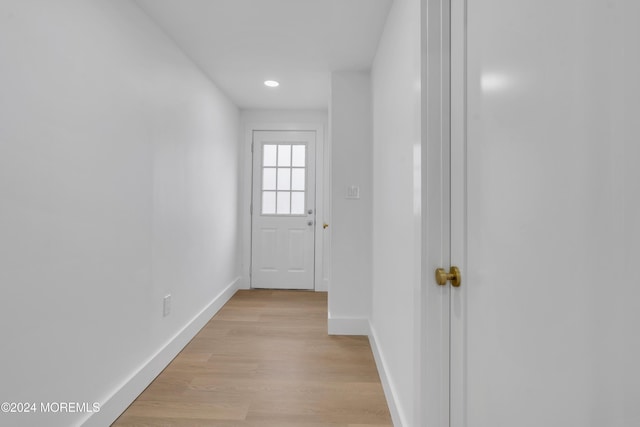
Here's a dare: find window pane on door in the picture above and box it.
[291,168,305,191]
[278,145,291,167]
[292,145,306,167]
[262,191,276,214]
[277,168,291,190]
[263,145,277,167]
[277,192,291,214]
[263,168,276,190]
[291,191,305,214]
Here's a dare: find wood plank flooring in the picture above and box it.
[112,290,393,427]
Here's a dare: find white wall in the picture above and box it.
[241,110,328,125]
[0,1,240,426]
[370,0,421,425]
[239,110,328,291]
[328,71,372,334]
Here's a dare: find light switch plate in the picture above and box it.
[346,185,360,199]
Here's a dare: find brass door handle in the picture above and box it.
[435,266,461,287]
[323,223,329,229]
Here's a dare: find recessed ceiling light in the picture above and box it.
[264,80,280,87]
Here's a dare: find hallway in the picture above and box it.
[5,1,639,426]
[113,290,392,426]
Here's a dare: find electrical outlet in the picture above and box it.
[163,294,171,317]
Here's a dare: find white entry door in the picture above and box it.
[251,131,316,289]
[446,1,640,426]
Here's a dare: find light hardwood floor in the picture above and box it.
[113,290,393,427]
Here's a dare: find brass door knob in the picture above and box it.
[435,266,461,287]
[323,223,329,229]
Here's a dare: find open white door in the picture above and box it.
[447,1,640,426]
[251,130,316,290]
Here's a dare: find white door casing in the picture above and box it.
[420,0,452,424]
[251,130,316,290]
[446,1,640,426]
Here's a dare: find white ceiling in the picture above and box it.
[135,0,393,110]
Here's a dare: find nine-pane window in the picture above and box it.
[261,144,306,215]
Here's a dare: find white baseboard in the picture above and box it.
[327,313,369,335]
[368,323,406,427]
[238,275,251,290]
[315,278,329,292]
[80,277,241,427]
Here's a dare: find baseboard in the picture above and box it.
[80,277,241,427]
[315,278,329,292]
[238,275,251,290]
[368,322,407,427]
[327,313,369,335]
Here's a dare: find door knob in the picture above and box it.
[323,223,329,229]
[435,266,461,287]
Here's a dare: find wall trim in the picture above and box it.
[237,275,250,290]
[327,313,369,335]
[80,277,241,427]
[369,323,407,427]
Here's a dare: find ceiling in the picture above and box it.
[135,0,393,110]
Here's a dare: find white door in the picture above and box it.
[251,130,316,289]
[446,1,640,426]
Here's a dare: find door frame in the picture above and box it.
[420,0,463,425]
[449,0,466,425]
[241,122,326,291]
